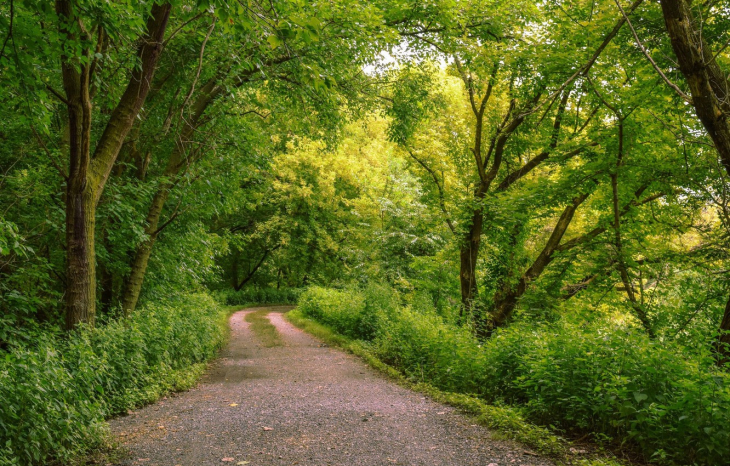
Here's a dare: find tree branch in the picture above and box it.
[30,124,68,180]
[555,187,666,253]
[613,0,692,103]
[234,245,281,290]
[405,147,455,233]
[517,0,645,120]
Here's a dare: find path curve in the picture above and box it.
[110,307,552,466]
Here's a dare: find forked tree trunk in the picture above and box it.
[450,1,641,330]
[486,192,591,336]
[121,77,222,316]
[56,0,172,329]
[120,53,311,316]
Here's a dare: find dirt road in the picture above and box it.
[110,306,552,466]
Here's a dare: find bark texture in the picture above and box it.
[459,207,484,310]
[56,0,171,329]
[658,0,730,359]
[659,0,730,174]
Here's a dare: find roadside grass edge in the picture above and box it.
[284,308,625,466]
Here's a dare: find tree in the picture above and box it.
[657,0,730,363]
[55,0,172,329]
[385,0,654,333]
[116,0,384,314]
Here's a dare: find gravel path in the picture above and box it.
[110,306,553,466]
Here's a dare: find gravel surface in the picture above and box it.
[110,306,553,466]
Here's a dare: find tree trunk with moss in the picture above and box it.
[56,0,171,329]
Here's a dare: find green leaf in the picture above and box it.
[267,35,282,49]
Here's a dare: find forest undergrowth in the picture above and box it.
[0,293,229,466]
[296,285,730,466]
[3,0,730,465]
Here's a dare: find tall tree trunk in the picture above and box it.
[716,295,730,366]
[56,0,95,330]
[459,209,483,312]
[65,180,97,329]
[56,0,171,329]
[122,187,171,316]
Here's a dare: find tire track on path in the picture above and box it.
[110,306,553,466]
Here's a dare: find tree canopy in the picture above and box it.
[3,0,730,463]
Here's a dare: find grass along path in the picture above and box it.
[110,306,554,466]
[284,308,627,466]
[244,308,284,347]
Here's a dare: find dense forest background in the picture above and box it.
[2,0,730,464]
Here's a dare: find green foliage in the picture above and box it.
[485,321,730,464]
[374,302,487,394]
[0,293,228,466]
[220,287,303,306]
[0,219,29,258]
[298,285,730,465]
[298,284,400,340]
[299,286,370,339]
[285,307,566,459]
[2,0,730,465]
[386,64,443,145]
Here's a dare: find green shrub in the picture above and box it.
[382,310,487,394]
[298,284,402,340]
[0,293,228,466]
[483,321,730,464]
[219,287,302,306]
[298,286,369,339]
[297,285,730,465]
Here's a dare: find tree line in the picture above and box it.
[1,0,730,361]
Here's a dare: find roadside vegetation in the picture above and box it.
[245,308,285,347]
[0,294,228,464]
[295,286,730,465]
[2,0,730,465]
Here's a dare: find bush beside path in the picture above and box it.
[110,307,553,466]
